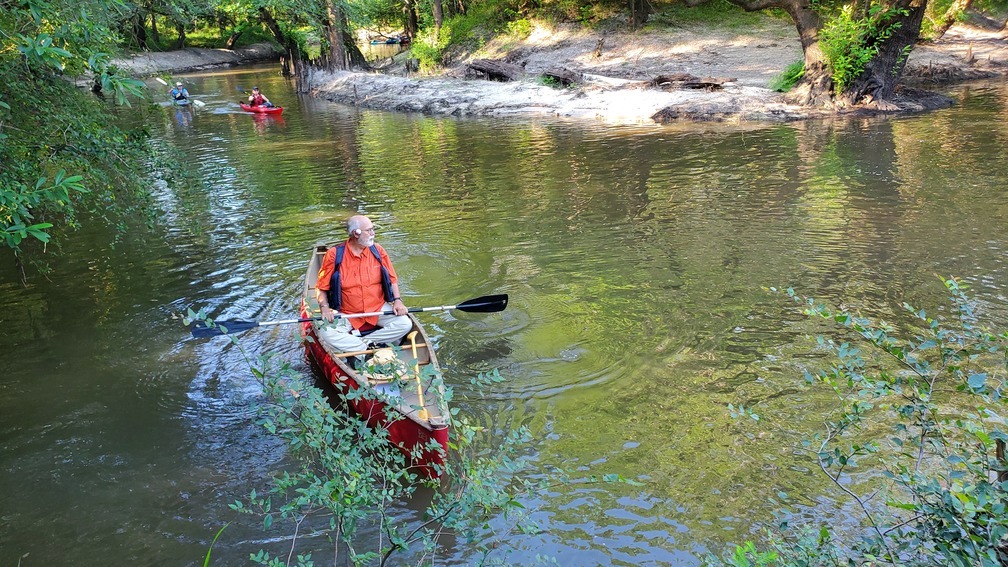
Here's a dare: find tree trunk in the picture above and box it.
[629,0,651,29]
[931,0,972,39]
[282,41,297,77]
[225,31,242,50]
[432,0,444,36]
[172,23,185,50]
[324,0,349,71]
[467,59,524,81]
[259,7,286,47]
[403,0,418,39]
[258,8,296,76]
[294,53,310,93]
[702,0,927,107]
[133,14,148,50]
[840,0,927,105]
[344,29,370,70]
[779,2,835,106]
[150,6,160,45]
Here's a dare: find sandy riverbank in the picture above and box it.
[111,42,283,76]
[114,18,1008,124]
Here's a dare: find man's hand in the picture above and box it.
[320,305,335,323]
[392,298,407,316]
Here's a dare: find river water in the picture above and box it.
[3,66,1008,565]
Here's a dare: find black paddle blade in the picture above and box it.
[456,294,508,313]
[190,320,260,338]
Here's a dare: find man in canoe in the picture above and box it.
[247,86,272,107]
[315,215,411,363]
[170,81,189,103]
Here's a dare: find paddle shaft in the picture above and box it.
[330,343,427,358]
[322,302,495,320]
[191,293,507,338]
[258,304,468,328]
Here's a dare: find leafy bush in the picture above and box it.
[507,18,534,38]
[712,277,1008,565]
[408,39,444,71]
[818,4,907,94]
[539,75,564,88]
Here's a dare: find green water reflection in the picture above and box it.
[2,69,1008,564]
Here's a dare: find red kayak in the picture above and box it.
[300,245,449,477]
[240,102,284,115]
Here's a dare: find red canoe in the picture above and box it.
[240,102,284,115]
[300,245,449,476]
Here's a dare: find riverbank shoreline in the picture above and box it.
[113,18,1008,124]
[111,42,283,76]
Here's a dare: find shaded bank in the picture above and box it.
[111,42,283,76]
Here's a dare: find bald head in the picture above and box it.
[346,215,375,248]
[347,215,371,236]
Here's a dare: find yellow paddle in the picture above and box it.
[407,331,429,420]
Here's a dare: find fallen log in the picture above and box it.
[650,73,729,92]
[540,67,582,87]
[467,59,524,82]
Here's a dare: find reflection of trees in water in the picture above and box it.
[788,119,908,307]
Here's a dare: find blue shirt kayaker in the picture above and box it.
[170,82,189,102]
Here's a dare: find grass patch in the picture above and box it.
[769,60,805,91]
[644,0,790,30]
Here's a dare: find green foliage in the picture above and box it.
[707,524,844,566]
[717,278,1008,565]
[769,60,805,92]
[180,22,278,49]
[719,541,779,567]
[0,0,160,268]
[506,18,534,38]
[410,0,534,70]
[182,309,635,564]
[1,170,86,250]
[644,0,787,29]
[818,4,908,94]
[410,39,445,71]
[539,75,564,88]
[348,0,407,34]
[202,523,230,567]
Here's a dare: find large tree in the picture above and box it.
[687,0,928,107]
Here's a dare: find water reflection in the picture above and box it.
[174,104,195,129]
[3,69,1008,564]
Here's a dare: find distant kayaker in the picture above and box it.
[247,86,272,107]
[315,215,410,363]
[169,81,189,103]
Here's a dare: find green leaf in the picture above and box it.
[968,373,987,390]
